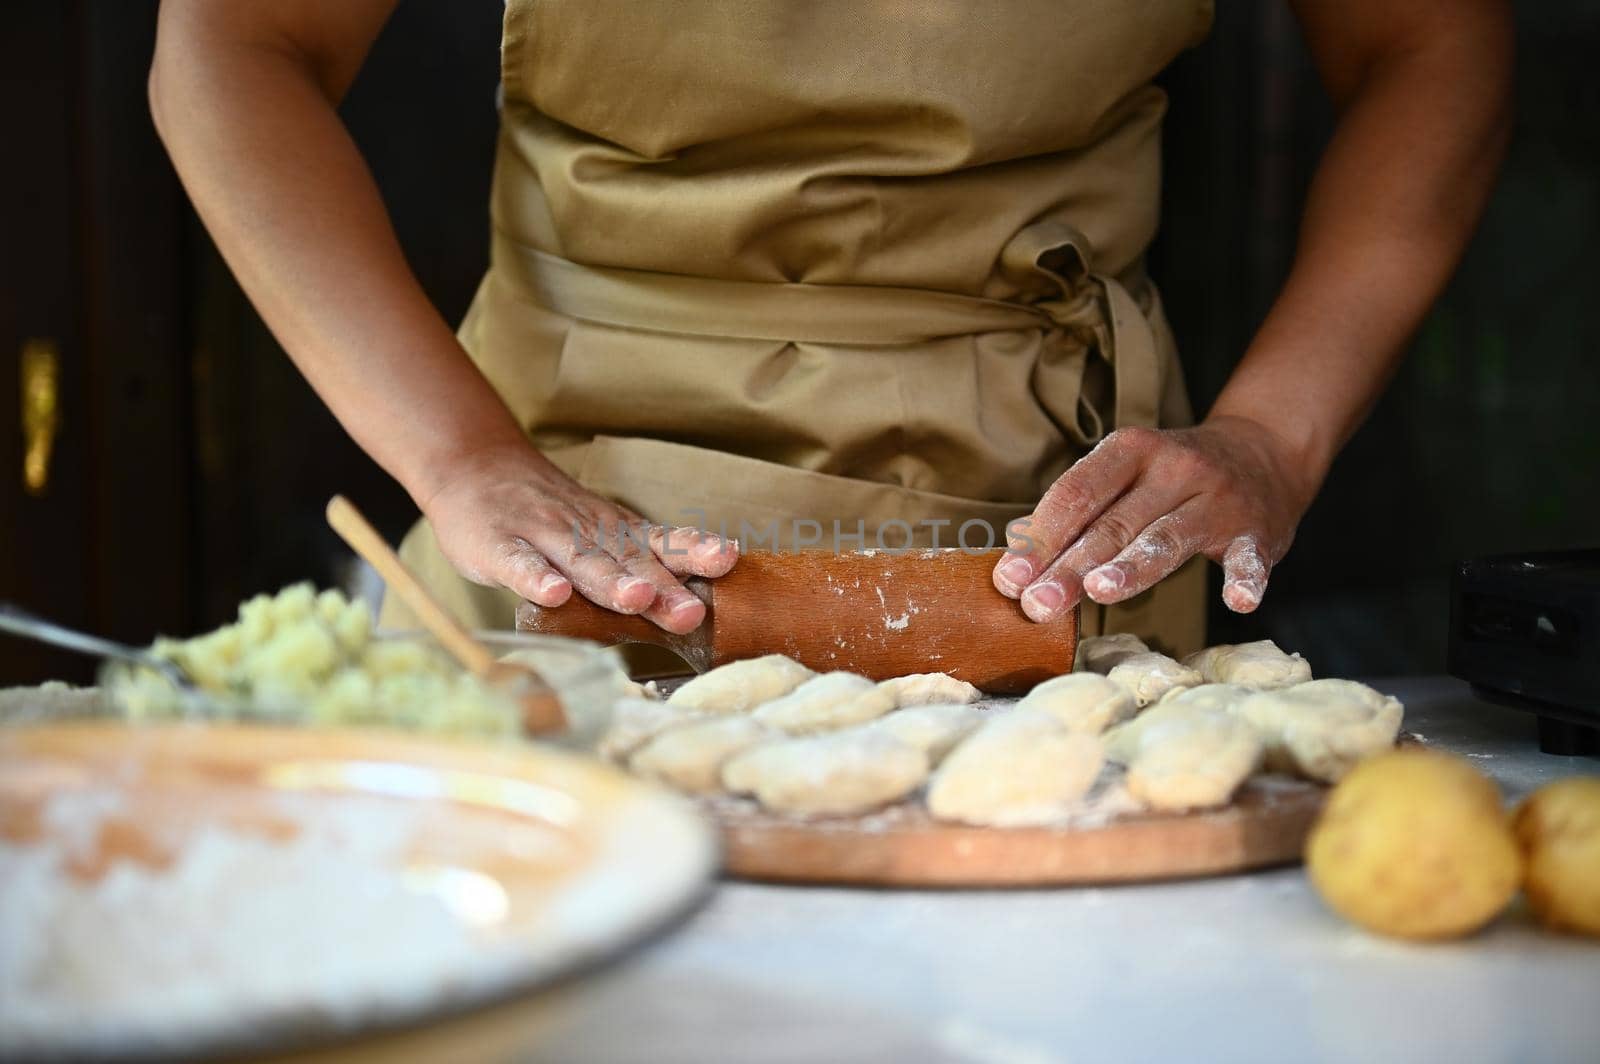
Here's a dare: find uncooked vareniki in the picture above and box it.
[1155,683,1255,714]
[751,672,897,734]
[598,697,708,762]
[1014,673,1137,735]
[1123,710,1263,811]
[1105,652,1203,707]
[1232,679,1403,783]
[927,708,1104,827]
[721,729,929,815]
[667,654,814,714]
[870,703,984,764]
[629,716,773,793]
[1103,700,1201,765]
[876,672,982,708]
[1072,632,1150,673]
[1183,640,1310,690]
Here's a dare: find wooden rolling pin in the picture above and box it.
[515,549,1077,694]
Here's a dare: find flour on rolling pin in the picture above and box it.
[818,574,929,659]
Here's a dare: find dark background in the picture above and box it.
[3,1,1597,684]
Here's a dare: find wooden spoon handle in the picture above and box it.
[326,496,568,734]
[325,496,497,676]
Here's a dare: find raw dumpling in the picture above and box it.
[629,716,772,793]
[1072,632,1150,673]
[1123,711,1263,811]
[597,697,705,762]
[870,703,985,764]
[721,729,929,815]
[927,708,1105,827]
[1103,688,1251,764]
[1183,640,1311,690]
[1156,683,1255,714]
[1105,652,1203,707]
[1015,673,1137,735]
[876,672,982,708]
[667,654,814,714]
[1232,679,1403,783]
[1103,700,1201,764]
[751,672,897,734]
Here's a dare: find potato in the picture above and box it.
[112,583,522,737]
[1513,776,1600,937]
[1305,748,1521,940]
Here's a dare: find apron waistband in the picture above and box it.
[491,221,1163,429]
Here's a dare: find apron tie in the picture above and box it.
[1001,220,1164,438]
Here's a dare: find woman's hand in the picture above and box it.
[991,416,1320,620]
[421,443,739,634]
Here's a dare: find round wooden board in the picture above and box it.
[706,777,1327,887]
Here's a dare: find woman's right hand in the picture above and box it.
[419,442,739,634]
[151,2,741,633]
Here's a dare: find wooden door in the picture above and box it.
[0,1,191,685]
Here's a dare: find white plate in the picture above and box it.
[0,721,717,1059]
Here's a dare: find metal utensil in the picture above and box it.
[0,602,198,692]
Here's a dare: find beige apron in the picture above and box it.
[389,0,1214,660]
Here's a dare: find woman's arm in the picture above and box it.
[994,0,1513,620]
[150,0,732,632]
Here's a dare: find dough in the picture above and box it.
[1183,640,1311,689]
[1123,711,1262,811]
[628,716,773,793]
[620,678,662,701]
[1014,673,1137,735]
[1103,700,1205,765]
[876,672,981,708]
[750,672,896,734]
[1233,679,1403,783]
[1072,632,1150,674]
[870,703,984,764]
[721,729,929,815]
[666,654,814,714]
[597,697,706,762]
[1104,652,1203,707]
[1307,749,1520,939]
[1513,777,1600,937]
[1155,682,1254,714]
[927,708,1105,827]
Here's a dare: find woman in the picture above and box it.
[150,0,1511,656]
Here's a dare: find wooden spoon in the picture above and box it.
[325,496,567,734]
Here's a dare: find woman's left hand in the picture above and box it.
[991,416,1320,620]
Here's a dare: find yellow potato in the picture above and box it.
[1306,748,1521,940]
[1513,776,1600,937]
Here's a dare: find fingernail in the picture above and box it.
[1224,579,1264,611]
[617,576,652,595]
[1084,566,1125,598]
[538,573,568,594]
[669,595,702,614]
[1021,580,1064,620]
[996,556,1033,591]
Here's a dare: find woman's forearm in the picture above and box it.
[1208,0,1514,494]
[150,1,537,509]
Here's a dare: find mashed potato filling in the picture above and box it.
[111,584,520,738]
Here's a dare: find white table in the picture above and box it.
[528,677,1600,1064]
